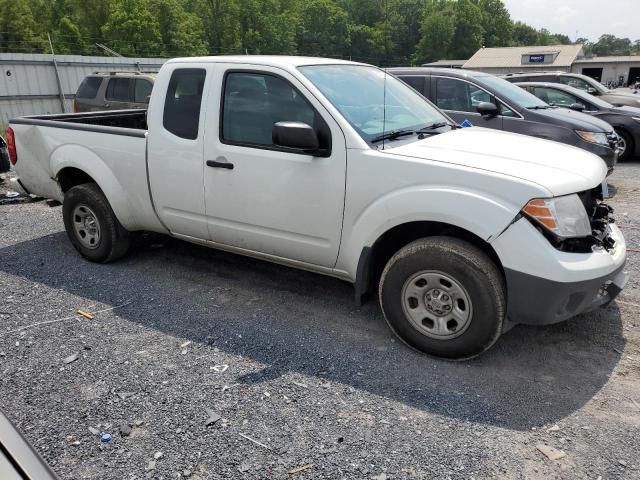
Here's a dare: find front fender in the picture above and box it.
[50,144,136,229]
[337,185,520,280]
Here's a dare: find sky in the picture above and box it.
[502,0,640,42]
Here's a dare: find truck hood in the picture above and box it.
[532,106,614,132]
[384,127,607,197]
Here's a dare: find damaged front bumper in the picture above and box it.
[504,260,627,326]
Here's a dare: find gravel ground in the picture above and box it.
[1,166,640,480]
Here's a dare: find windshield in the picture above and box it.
[299,65,449,144]
[480,75,549,109]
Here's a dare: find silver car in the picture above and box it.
[74,72,155,112]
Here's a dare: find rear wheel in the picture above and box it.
[63,183,130,262]
[615,128,634,161]
[379,237,505,360]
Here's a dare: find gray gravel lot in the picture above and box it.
[1,166,639,479]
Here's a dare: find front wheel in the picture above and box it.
[379,237,506,360]
[615,129,634,162]
[62,183,131,263]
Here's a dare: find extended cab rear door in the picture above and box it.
[147,64,211,239]
[201,63,347,268]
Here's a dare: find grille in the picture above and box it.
[578,184,616,252]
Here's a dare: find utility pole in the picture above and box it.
[47,33,66,113]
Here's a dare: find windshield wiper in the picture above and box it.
[527,105,550,110]
[417,121,453,132]
[371,129,416,144]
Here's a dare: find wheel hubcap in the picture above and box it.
[618,135,627,156]
[72,204,101,249]
[401,271,473,340]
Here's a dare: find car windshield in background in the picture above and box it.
[480,75,549,109]
[299,65,449,144]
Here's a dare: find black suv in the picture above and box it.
[388,67,619,173]
[502,72,640,108]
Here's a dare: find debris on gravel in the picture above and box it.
[536,444,567,460]
[204,408,221,426]
[63,352,79,364]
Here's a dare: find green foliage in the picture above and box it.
[296,0,350,57]
[0,0,47,52]
[414,5,455,64]
[2,0,640,63]
[101,0,163,56]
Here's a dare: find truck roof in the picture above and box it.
[167,55,368,68]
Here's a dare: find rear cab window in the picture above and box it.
[106,78,132,102]
[76,77,103,99]
[163,68,206,140]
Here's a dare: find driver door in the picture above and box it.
[202,64,347,268]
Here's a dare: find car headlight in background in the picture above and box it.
[575,130,609,146]
[522,194,592,238]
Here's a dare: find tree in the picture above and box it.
[591,34,633,56]
[0,0,46,53]
[52,16,89,54]
[151,0,207,56]
[237,0,298,54]
[449,0,484,59]
[477,0,512,48]
[193,0,242,55]
[101,0,163,56]
[413,5,455,64]
[511,21,539,46]
[296,0,350,58]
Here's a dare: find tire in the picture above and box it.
[379,237,505,360]
[615,128,634,162]
[62,183,131,263]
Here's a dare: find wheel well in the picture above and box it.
[57,167,96,193]
[356,221,504,304]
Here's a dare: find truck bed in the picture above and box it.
[10,110,147,137]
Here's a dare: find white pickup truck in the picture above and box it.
[7,56,627,359]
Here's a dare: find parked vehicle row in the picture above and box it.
[7,56,627,359]
[390,67,620,172]
[502,72,640,108]
[515,82,640,161]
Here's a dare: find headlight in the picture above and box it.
[576,130,609,146]
[522,194,592,238]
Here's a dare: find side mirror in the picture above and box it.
[569,103,586,112]
[586,87,598,95]
[272,121,320,153]
[476,102,499,117]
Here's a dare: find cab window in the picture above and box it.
[221,71,325,150]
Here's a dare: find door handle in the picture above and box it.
[207,159,234,170]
